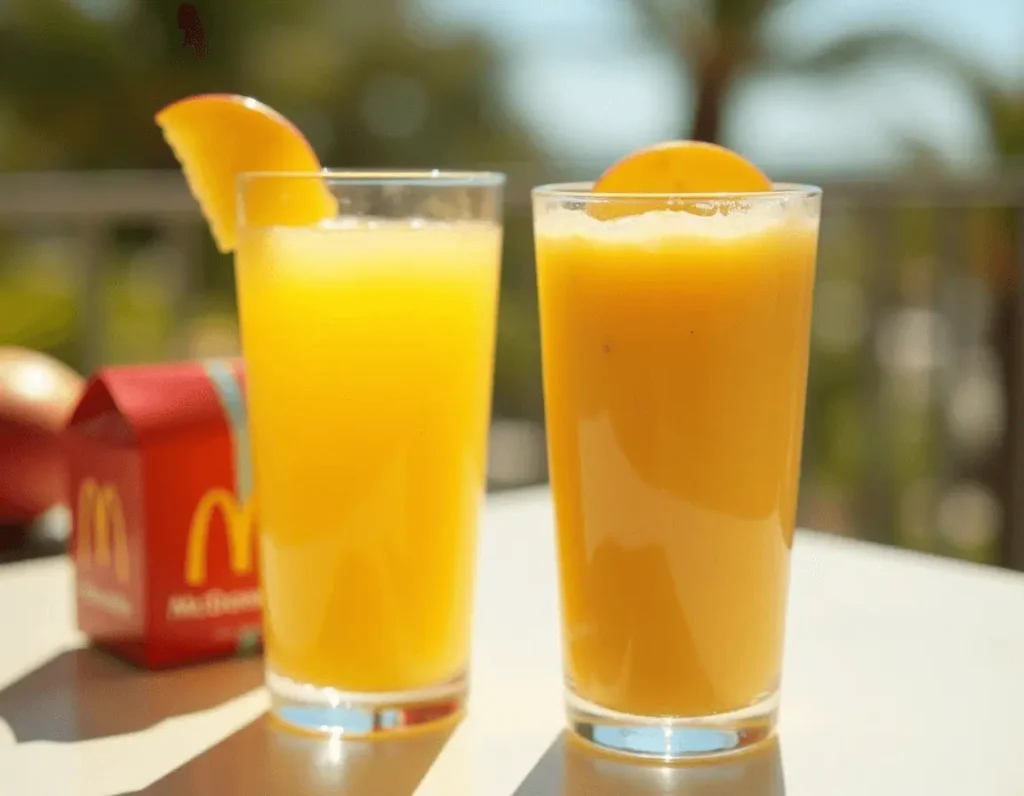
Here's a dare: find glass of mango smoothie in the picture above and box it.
[157,95,504,735]
[533,142,820,759]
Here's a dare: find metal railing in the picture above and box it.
[1,170,1022,568]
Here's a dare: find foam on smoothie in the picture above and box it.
[535,196,818,243]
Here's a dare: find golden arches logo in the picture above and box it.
[185,488,255,587]
[77,479,130,585]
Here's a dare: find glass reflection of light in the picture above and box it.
[563,732,784,796]
[321,731,344,768]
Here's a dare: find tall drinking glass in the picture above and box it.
[533,184,821,759]
[236,170,504,735]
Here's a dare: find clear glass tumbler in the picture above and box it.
[236,170,504,735]
[532,183,821,758]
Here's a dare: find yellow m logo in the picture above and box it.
[185,488,255,587]
[77,479,130,585]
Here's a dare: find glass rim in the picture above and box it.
[531,181,821,201]
[238,168,506,188]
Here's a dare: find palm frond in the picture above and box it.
[763,30,1022,156]
[764,29,991,85]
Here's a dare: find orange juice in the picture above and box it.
[535,197,818,718]
[235,218,501,693]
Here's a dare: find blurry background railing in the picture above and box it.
[1,169,1022,569]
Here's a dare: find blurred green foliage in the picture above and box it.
[0,0,547,418]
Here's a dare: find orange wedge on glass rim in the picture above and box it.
[155,94,336,252]
[589,140,773,220]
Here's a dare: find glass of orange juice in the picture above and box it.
[533,180,821,758]
[236,170,504,735]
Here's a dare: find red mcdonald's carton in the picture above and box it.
[65,359,261,668]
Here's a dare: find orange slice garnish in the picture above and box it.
[156,94,336,252]
[590,140,772,220]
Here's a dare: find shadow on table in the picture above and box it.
[513,731,784,796]
[0,647,263,742]
[118,712,456,795]
[0,506,71,564]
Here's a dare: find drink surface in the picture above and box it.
[236,218,501,692]
[536,201,818,717]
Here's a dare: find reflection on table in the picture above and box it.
[514,731,784,796]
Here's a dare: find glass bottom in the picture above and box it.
[566,687,778,761]
[267,667,466,737]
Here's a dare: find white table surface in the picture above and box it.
[1,486,1023,795]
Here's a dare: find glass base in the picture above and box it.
[267,667,466,737]
[566,687,778,761]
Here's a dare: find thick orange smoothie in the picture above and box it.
[535,197,818,717]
